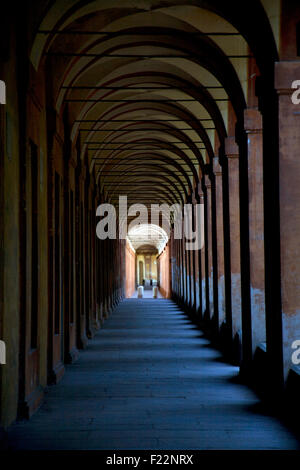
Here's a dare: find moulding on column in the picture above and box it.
[213,156,222,176]
[225,136,239,158]
[244,108,263,133]
[197,182,205,201]
[275,61,300,95]
[204,174,211,189]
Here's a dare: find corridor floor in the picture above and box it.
[5,299,300,450]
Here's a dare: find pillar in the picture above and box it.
[225,137,242,340]
[198,183,206,318]
[213,157,226,328]
[244,108,266,354]
[204,174,214,320]
[275,61,300,380]
[192,190,200,313]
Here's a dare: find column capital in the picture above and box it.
[225,136,239,159]
[275,61,300,95]
[186,193,193,204]
[69,154,77,169]
[244,108,263,134]
[213,156,222,176]
[204,174,211,189]
[197,183,205,202]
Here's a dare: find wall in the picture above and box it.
[0,24,20,428]
[125,241,136,298]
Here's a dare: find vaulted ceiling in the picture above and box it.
[30,0,279,213]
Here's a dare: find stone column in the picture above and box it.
[179,231,184,302]
[244,108,266,354]
[186,194,193,310]
[192,191,200,313]
[213,157,225,328]
[225,137,242,339]
[183,217,188,305]
[198,184,205,319]
[177,239,181,299]
[198,182,206,318]
[174,236,178,298]
[186,199,193,309]
[204,174,214,320]
[275,61,300,380]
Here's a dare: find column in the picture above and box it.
[244,108,266,354]
[213,157,226,329]
[225,136,242,339]
[204,174,214,320]
[192,190,200,313]
[198,182,206,318]
[275,61,300,380]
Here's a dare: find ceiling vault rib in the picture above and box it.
[46,52,251,59]
[84,140,204,143]
[38,30,242,36]
[92,159,200,162]
[75,119,213,122]
[66,98,229,102]
[64,86,223,90]
[39,6,249,210]
[80,128,214,132]
[88,148,205,151]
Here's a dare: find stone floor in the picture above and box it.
[4,299,300,450]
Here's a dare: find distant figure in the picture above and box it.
[150,279,153,286]
[142,279,145,286]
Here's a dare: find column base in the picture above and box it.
[48,361,65,385]
[65,346,79,364]
[18,384,44,420]
[86,325,96,339]
[78,331,88,350]
[93,318,101,330]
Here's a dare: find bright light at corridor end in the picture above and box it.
[127,224,169,254]
[95,195,204,251]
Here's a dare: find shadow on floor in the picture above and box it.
[2,298,300,451]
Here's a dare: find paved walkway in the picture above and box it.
[5,299,300,450]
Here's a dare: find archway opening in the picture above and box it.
[125,223,169,298]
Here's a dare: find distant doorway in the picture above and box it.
[139,260,144,286]
[126,223,169,297]
[136,248,158,289]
